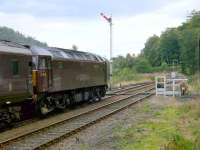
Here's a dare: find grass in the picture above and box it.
[188,73,200,93]
[113,99,200,150]
[112,69,153,87]
[74,145,92,150]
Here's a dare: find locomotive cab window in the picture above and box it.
[38,57,51,70]
[39,58,47,69]
[12,60,19,76]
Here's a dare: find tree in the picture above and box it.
[72,45,78,51]
[0,26,47,47]
[135,57,152,73]
[178,29,199,74]
[125,53,136,68]
[159,28,180,65]
[142,35,161,66]
[177,10,200,74]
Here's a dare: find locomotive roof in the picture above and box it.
[0,40,106,62]
[51,47,106,62]
[0,40,32,55]
[31,46,106,62]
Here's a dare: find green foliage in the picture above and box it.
[165,133,193,150]
[113,54,153,74]
[0,26,47,47]
[142,35,162,66]
[135,57,152,73]
[151,62,169,72]
[142,10,200,75]
[188,73,200,92]
[112,54,155,84]
[179,29,199,74]
[113,67,139,83]
[160,28,181,64]
[113,54,136,74]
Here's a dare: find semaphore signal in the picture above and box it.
[100,12,113,90]
[100,13,112,23]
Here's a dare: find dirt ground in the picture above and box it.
[47,95,200,150]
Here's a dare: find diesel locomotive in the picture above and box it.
[0,40,109,127]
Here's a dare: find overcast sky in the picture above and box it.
[0,0,200,58]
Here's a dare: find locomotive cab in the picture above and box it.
[32,56,52,94]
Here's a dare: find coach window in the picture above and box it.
[12,60,19,76]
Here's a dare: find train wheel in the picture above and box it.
[0,121,7,131]
[90,88,101,102]
[64,94,70,107]
[69,92,76,107]
[96,88,102,101]
[55,96,66,110]
[36,97,55,116]
[100,87,106,97]
[88,90,94,103]
[0,112,13,131]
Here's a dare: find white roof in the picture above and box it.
[31,46,53,57]
[0,41,32,55]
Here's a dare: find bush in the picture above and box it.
[164,133,193,150]
[188,74,200,92]
[113,67,139,83]
[151,62,170,72]
[135,58,152,73]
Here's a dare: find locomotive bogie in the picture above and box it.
[36,85,107,115]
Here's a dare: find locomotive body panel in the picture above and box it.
[0,53,32,105]
[50,60,106,92]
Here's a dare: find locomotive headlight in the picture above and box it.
[6,101,11,104]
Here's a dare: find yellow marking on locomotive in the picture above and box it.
[32,70,37,86]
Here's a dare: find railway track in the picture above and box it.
[0,82,154,150]
[3,82,152,132]
[109,82,153,95]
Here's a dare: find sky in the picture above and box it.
[0,0,200,58]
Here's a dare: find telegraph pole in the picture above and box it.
[100,13,113,90]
